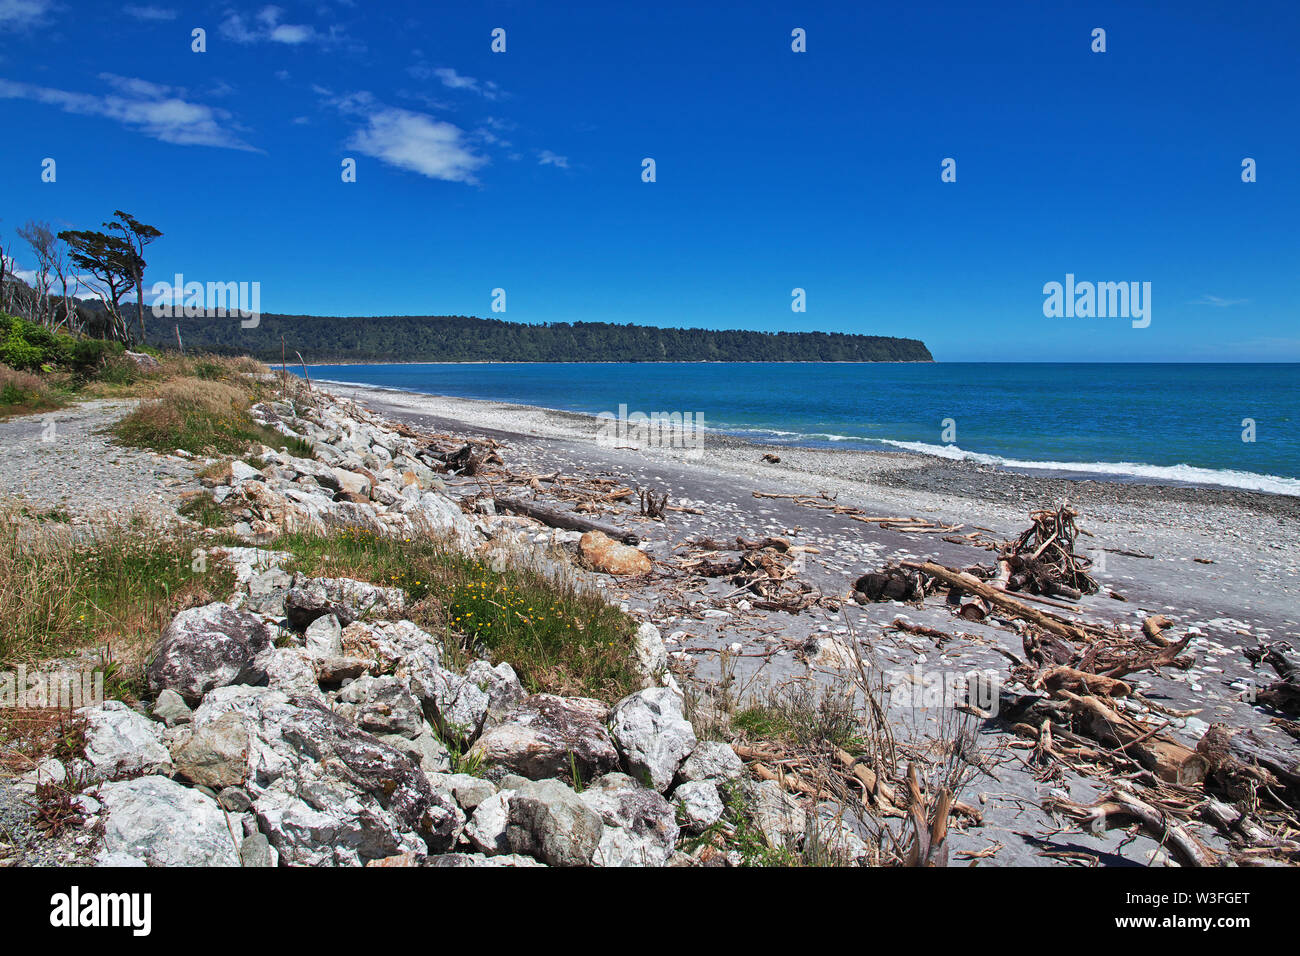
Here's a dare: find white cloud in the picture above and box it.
[409,64,501,101]
[1189,294,1249,307]
[123,5,177,20]
[0,74,256,150]
[537,150,569,169]
[336,93,485,184]
[221,4,332,45]
[0,0,52,27]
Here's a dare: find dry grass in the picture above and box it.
[0,514,232,697]
[0,363,65,418]
[111,374,310,457]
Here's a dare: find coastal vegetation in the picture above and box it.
[140,312,934,364]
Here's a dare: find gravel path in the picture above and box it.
[0,400,201,524]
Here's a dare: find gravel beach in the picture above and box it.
[324,381,1300,866]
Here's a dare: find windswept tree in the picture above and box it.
[105,210,162,342]
[0,222,12,314]
[17,221,57,327]
[58,228,137,343]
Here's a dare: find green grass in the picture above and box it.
[268,526,641,702]
[111,376,312,458]
[178,491,229,529]
[0,519,234,699]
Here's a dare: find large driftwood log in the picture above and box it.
[493,497,639,545]
[1058,690,1208,785]
[1046,790,1214,867]
[903,561,1093,643]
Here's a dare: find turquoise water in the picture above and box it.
[303,363,1300,494]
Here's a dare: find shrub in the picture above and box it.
[0,324,47,371]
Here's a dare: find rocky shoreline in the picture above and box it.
[2,379,1297,868]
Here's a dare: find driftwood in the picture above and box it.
[493,497,639,545]
[1002,504,1098,597]
[1045,790,1214,867]
[902,561,1094,643]
[1245,644,1300,717]
[1056,690,1208,785]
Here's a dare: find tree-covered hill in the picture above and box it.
[142,312,933,363]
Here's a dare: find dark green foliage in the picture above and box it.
[0,312,125,375]
[140,313,933,363]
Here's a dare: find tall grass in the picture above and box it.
[112,376,310,457]
[269,527,640,702]
[0,515,232,697]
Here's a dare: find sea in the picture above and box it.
[303,362,1300,496]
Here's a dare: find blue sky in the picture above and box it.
[1,0,1296,361]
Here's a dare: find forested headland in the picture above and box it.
[140,312,934,364]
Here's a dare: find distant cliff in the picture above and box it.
[143,312,934,363]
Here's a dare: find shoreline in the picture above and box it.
[310,377,1300,506]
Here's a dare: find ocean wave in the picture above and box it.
[876,440,1300,496]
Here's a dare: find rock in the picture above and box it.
[152,688,193,727]
[410,665,488,742]
[679,741,744,786]
[97,775,242,866]
[801,635,858,670]
[426,853,544,867]
[146,602,272,705]
[229,460,262,483]
[581,773,679,867]
[218,786,253,812]
[337,674,425,739]
[441,773,497,811]
[379,729,452,773]
[240,832,278,867]
[631,622,679,692]
[366,851,423,867]
[283,577,405,631]
[304,613,344,658]
[339,619,442,675]
[673,780,724,833]
[409,492,479,550]
[505,778,604,867]
[465,791,512,854]
[123,349,160,369]
[468,694,620,782]
[15,758,65,793]
[258,646,322,699]
[811,803,872,865]
[330,467,372,498]
[171,712,250,788]
[80,701,173,781]
[744,779,806,849]
[316,656,370,684]
[191,689,461,860]
[609,688,697,792]
[254,777,431,866]
[579,531,652,576]
[95,851,147,867]
[463,659,525,723]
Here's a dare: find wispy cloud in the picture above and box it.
[1189,294,1250,307]
[0,0,53,28]
[0,73,256,150]
[221,4,336,46]
[334,92,486,184]
[409,63,501,101]
[537,150,569,169]
[123,4,176,20]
